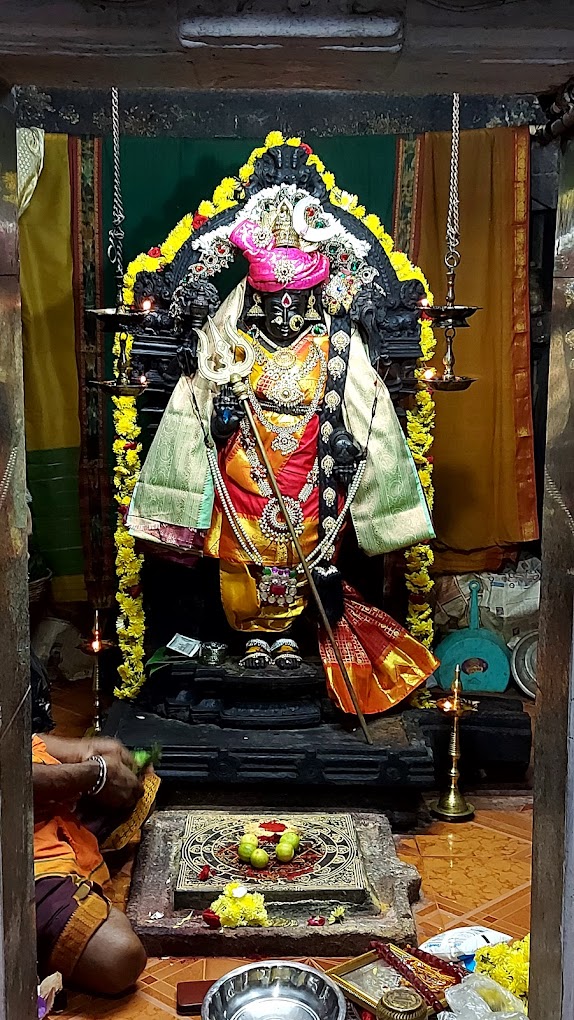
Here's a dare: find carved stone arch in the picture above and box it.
[130,141,426,369]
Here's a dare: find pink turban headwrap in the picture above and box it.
[230,219,330,293]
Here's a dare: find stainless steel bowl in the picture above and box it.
[511,630,538,700]
[202,961,347,1020]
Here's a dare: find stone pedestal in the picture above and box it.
[128,810,420,957]
[105,701,435,790]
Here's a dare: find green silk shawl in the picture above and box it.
[127,281,434,555]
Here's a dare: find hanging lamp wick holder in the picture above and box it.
[423,304,480,331]
[424,370,476,393]
[88,377,149,398]
[422,290,480,392]
[87,320,151,398]
[86,85,153,398]
[86,305,151,330]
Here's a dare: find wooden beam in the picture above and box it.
[530,140,574,1020]
[0,0,572,94]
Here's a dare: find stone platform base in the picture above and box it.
[127,809,420,957]
[407,694,532,783]
[104,701,435,789]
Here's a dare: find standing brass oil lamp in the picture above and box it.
[80,609,115,734]
[431,664,476,822]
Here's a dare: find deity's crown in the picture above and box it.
[267,199,301,248]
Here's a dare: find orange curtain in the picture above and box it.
[414,127,538,573]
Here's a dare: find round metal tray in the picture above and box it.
[202,961,347,1020]
[511,630,538,700]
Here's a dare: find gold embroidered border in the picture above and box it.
[393,137,424,259]
[510,128,539,542]
[49,885,110,978]
[102,772,161,852]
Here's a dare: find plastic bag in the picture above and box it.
[444,974,527,1018]
[434,559,540,643]
[420,926,511,962]
[37,972,62,1017]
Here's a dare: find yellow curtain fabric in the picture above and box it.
[20,133,85,602]
[20,133,79,452]
[415,127,538,572]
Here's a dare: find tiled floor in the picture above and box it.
[61,959,348,1019]
[397,808,532,943]
[49,680,532,1019]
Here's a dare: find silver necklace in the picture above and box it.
[205,437,365,571]
[239,418,318,545]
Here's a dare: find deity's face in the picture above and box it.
[261,289,308,343]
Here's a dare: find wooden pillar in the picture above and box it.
[0,90,36,1018]
[530,140,574,1020]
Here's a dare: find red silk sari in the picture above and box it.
[204,329,332,633]
[319,584,438,715]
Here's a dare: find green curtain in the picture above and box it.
[101,135,398,305]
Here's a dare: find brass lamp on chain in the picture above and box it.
[430,664,476,822]
[424,93,479,392]
[87,86,150,398]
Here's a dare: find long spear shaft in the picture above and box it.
[230,373,373,746]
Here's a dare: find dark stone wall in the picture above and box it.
[15,86,543,138]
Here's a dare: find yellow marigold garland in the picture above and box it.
[474,935,530,1007]
[113,130,436,698]
[111,393,146,699]
[113,176,241,699]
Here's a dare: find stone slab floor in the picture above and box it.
[48,679,532,1020]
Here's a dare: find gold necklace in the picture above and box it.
[247,338,327,454]
[249,323,326,353]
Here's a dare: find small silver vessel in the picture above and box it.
[202,961,347,1020]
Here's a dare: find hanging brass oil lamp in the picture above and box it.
[87,86,150,397]
[424,93,479,392]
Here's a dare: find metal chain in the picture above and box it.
[445,92,461,270]
[0,447,18,509]
[107,86,125,285]
[545,469,574,538]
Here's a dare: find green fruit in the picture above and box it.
[132,744,161,773]
[239,834,258,848]
[238,836,258,862]
[250,848,270,869]
[280,831,300,850]
[275,842,295,863]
